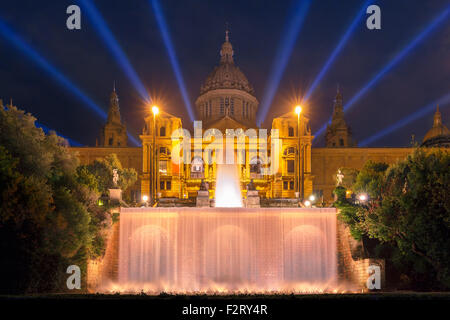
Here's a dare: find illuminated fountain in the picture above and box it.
[112,207,338,294]
[108,158,339,294]
[215,164,243,207]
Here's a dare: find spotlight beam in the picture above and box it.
[0,19,106,120]
[150,0,195,122]
[359,92,450,146]
[314,5,450,138]
[0,19,140,146]
[304,0,371,101]
[256,0,311,126]
[78,0,150,103]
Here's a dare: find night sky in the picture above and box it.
[0,0,448,147]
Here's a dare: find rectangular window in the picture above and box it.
[283,181,288,190]
[159,160,168,174]
[287,160,295,174]
[230,98,234,115]
[160,181,165,190]
[220,98,224,114]
[166,181,171,190]
[289,181,294,190]
[288,127,294,137]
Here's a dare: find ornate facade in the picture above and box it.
[72,31,448,205]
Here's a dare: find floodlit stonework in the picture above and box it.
[71,31,448,205]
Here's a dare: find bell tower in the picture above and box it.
[99,84,128,147]
[325,87,356,147]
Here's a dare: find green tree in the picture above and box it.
[337,150,450,289]
[81,153,137,196]
[0,105,110,292]
[362,150,450,288]
[352,160,389,200]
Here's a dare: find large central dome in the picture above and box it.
[200,33,254,95]
[196,30,258,128]
[200,62,254,95]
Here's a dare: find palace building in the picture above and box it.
[71,31,449,204]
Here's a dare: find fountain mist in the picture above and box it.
[113,207,338,294]
[215,164,243,207]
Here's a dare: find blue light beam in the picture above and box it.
[314,5,450,137]
[256,0,312,126]
[0,18,106,120]
[359,92,450,146]
[79,0,151,103]
[36,122,83,147]
[304,0,371,101]
[0,19,140,146]
[150,0,195,122]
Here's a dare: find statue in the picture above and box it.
[109,168,122,202]
[247,179,256,191]
[112,168,119,187]
[200,179,209,191]
[197,179,210,207]
[336,169,344,186]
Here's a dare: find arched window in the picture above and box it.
[191,157,204,178]
[160,126,166,136]
[288,127,294,137]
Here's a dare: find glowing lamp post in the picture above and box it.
[295,105,304,202]
[151,105,159,205]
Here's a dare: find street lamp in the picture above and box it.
[152,105,159,115]
[357,193,368,203]
[309,194,315,202]
[151,105,159,205]
[294,105,303,201]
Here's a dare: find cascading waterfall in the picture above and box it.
[214,164,243,207]
[112,207,338,293]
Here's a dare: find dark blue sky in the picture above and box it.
[0,0,448,147]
